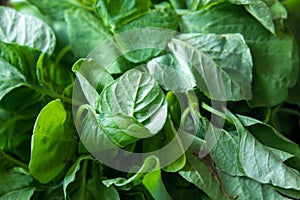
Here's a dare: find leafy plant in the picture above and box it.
[0,0,300,199]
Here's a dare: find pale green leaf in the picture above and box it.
[0,6,56,54]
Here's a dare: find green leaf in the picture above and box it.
[114,4,178,63]
[103,156,172,200]
[0,40,40,84]
[72,58,114,109]
[180,4,298,106]
[147,53,196,92]
[0,187,35,200]
[26,0,74,20]
[97,69,168,135]
[0,168,34,199]
[0,59,26,101]
[0,6,56,54]
[174,33,253,99]
[29,99,77,184]
[36,53,74,95]
[63,157,120,200]
[179,135,291,200]
[226,109,300,191]
[100,113,153,148]
[95,0,152,30]
[244,1,275,34]
[168,37,251,101]
[65,8,111,58]
[75,104,117,153]
[237,114,300,156]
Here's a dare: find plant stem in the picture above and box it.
[1,151,28,170]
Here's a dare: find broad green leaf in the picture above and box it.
[147,53,196,92]
[0,168,34,199]
[63,155,93,198]
[75,104,117,153]
[29,99,77,184]
[114,4,178,63]
[64,157,120,200]
[174,33,253,99]
[179,135,291,200]
[0,6,56,54]
[97,69,168,135]
[65,8,111,58]
[226,110,300,191]
[95,0,152,30]
[181,3,299,106]
[168,37,250,101]
[103,156,172,200]
[237,114,300,156]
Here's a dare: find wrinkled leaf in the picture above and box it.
[97,69,167,135]
[181,4,298,106]
[0,6,56,54]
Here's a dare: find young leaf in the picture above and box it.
[0,6,56,54]
[103,156,172,200]
[97,69,168,135]
[75,104,118,153]
[29,99,77,184]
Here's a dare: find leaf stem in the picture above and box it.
[180,106,191,129]
[1,151,28,170]
[80,160,89,200]
[278,108,300,118]
[201,102,233,124]
[54,45,71,67]
[194,150,238,199]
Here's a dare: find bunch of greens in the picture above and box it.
[0,0,300,199]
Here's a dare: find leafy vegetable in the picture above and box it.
[0,0,299,199]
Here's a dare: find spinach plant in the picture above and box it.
[0,0,300,199]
